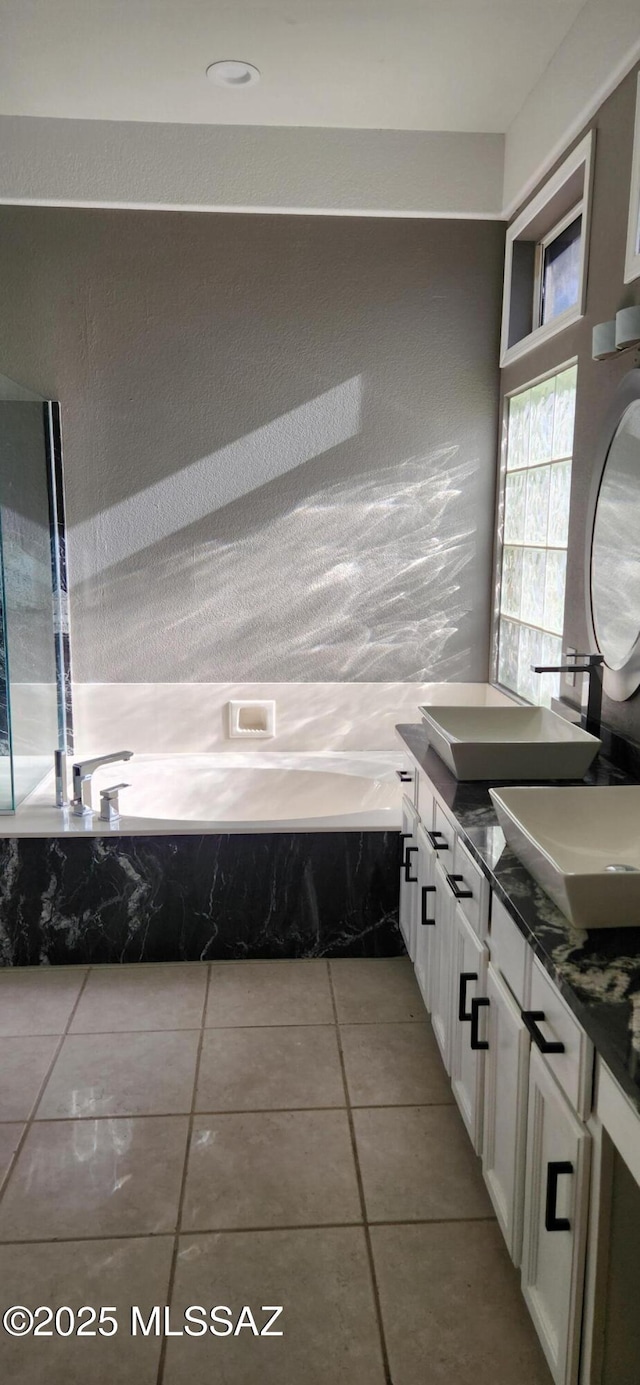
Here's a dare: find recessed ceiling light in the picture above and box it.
[206,60,261,88]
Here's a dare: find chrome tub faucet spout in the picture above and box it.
[71,751,134,817]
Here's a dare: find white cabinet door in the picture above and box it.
[449,906,488,1153]
[429,858,455,1074]
[521,1045,591,1385]
[482,962,530,1264]
[399,796,420,961]
[414,821,437,1011]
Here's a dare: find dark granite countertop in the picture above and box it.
[397,722,640,1116]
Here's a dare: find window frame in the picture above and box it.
[500,132,594,367]
[624,71,640,284]
[533,202,583,330]
[490,357,578,703]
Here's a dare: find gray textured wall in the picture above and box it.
[0,208,504,682]
[502,61,640,742]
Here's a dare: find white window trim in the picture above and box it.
[624,72,640,284]
[500,132,594,368]
[532,201,583,331]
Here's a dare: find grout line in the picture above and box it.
[4,1100,456,1127]
[327,960,393,1385]
[0,1018,427,1039]
[0,1216,497,1248]
[156,962,212,1385]
[0,971,92,1207]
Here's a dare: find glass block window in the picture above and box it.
[497,364,576,707]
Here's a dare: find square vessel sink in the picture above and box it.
[419,705,601,782]
[490,785,640,929]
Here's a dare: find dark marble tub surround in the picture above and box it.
[397,722,640,1114]
[0,830,401,968]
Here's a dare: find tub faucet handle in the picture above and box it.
[99,783,129,824]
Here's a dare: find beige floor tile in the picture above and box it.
[70,963,207,1032]
[0,1124,23,1188]
[163,1227,386,1385]
[0,1036,59,1120]
[196,1026,345,1111]
[371,1222,553,1384]
[182,1110,361,1230]
[0,1236,174,1385]
[330,958,424,1023]
[354,1106,493,1222]
[205,961,333,1027]
[0,1115,189,1241]
[341,1022,453,1106]
[0,968,86,1036]
[36,1030,200,1119]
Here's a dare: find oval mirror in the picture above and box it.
[588,376,640,700]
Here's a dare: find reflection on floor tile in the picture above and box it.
[0,968,86,1036]
[371,1221,553,1384]
[70,963,207,1033]
[0,1116,189,1241]
[330,958,423,1023]
[196,1026,344,1111]
[206,961,333,1027]
[354,1105,493,1222]
[0,1036,59,1121]
[0,1236,174,1385]
[164,1228,386,1385]
[182,1111,360,1230]
[37,1030,200,1119]
[341,1023,453,1106]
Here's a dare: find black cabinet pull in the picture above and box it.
[446,873,473,900]
[396,770,414,783]
[545,1161,573,1232]
[404,846,419,883]
[470,997,489,1050]
[426,830,450,850]
[421,885,436,926]
[522,1010,565,1054]
[458,972,477,1021]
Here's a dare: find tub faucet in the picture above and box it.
[530,652,604,738]
[72,751,134,817]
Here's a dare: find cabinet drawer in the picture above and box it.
[448,836,490,938]
[489,894,531,1008]
[432,801,456,856]
[416,771,435,829]
[527,957,594,1120]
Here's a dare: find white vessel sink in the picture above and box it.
[490,785,640,929]
[419,705,601,781]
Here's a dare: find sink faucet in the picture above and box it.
[530,652,604,738]
[72,751,134,817]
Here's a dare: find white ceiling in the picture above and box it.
[0,0,588,132]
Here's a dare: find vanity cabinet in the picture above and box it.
[449,904,488,1152]
[482,961,530,1263]
[398,749,604,1385]
[399,794,420,961]
[521,1046,591,1385]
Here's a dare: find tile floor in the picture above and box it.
[0,957,552,1384]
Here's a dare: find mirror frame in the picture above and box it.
[585,368,640,701]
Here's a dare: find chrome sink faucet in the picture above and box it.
[71,751,134,817]
[530,652,604,738]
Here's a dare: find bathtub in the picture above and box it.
[0,752,404,966]
[17,750,405,834]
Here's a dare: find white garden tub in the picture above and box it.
[12,751,405,835]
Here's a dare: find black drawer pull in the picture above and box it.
[446,873,473,901]
[522,1010,565,1055]
[426,830,450,850]
[545,1161,573,1232]
[458,972,477,1021]
[396,770,414,783]
[470,996,489,1050]
[421,885,436,926]
[404,846,419,883]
